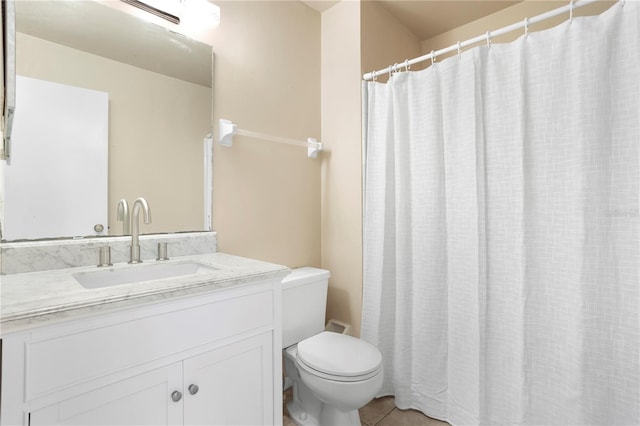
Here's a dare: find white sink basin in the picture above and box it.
[73,261,218,289]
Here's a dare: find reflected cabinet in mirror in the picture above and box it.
[0,0,213,241]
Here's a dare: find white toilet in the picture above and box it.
[282,267,383,426]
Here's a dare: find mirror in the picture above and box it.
[1,0,213,241]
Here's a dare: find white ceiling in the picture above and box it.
[302,0,521,41]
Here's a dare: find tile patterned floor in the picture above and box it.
[283,391,450,426]
[359,396,450,426]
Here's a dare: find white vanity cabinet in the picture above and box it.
[182,331,273,425]
[30,362,184,426]
[0,275,284,426]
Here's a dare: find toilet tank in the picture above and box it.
[281,267,330,349]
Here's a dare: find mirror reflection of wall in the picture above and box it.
[1,0,213,241]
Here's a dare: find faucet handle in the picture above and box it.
[98,246,113,267]
[157,242,169,261]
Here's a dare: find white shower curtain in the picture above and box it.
[361,3,639,425]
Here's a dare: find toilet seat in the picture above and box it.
[296,332,382,382]
[296,355,381,382]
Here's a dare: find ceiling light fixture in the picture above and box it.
[121,0,181,24]
[181,0,220,29]
[121,0,220,28]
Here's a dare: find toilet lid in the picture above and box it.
[297,332,382,378]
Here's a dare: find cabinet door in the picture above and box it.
[30,363,183,426]
[183,332,274,426]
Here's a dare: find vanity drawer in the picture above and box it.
[26,289,274,400]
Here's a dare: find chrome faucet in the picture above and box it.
[129,197,151,264]
[116,199,130,235]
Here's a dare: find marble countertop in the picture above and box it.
[1,252,290,334]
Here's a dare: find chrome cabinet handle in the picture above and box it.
[171,390,183,402]
[188,384,199,395]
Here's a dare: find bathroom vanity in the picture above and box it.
[0,248,288,426]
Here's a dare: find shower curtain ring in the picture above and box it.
[404,59,410,71]
[431,50,436,65]
[569,0,574,22]
[486,31,492,46]
[388,65,393,76]
[524,17,529,36]
[393,63,399,75]
[457,41,462,57]
[372,71,377,82]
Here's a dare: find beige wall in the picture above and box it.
[320,1,362,336]
[16,32,210,236]
[361,1,422,83]
[319,1,420,337]
[208,1,322,268]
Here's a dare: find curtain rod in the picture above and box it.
[363,0,602,81]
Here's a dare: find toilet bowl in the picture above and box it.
[282,268,383,426]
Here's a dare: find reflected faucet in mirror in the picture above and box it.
[129,198,152,264]
[117,199,131,235]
